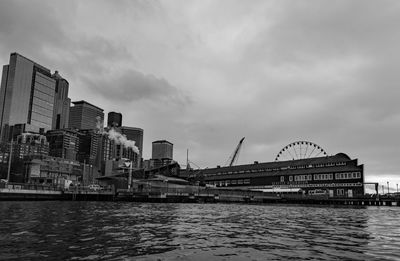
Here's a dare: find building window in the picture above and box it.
[280,176,284,182]
[289,176,293,182]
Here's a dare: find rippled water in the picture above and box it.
[0,202,399,260]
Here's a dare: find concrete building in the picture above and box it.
[0,53,56,141]
[46,129,80,161]
[69,100,104,130]
[107,112,122,128]
[26,156,82,187]
[181,153,365,198]
[148,140,174,169]
[51,71,70,130]
[152,140,173,160]
[14,133,49,160]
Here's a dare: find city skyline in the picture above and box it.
[0,0,399,187]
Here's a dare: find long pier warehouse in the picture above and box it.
[180,141,366,198]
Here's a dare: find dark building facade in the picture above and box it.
[0,53,56,141]
[51,71,70,130]
[182,153,365,198]
[107,112,122,128]
[69,100,104,130]
[46,129,80,161]
[77,129,101,166]
[121,126,143,167]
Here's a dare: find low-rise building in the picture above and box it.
[181,153,365,198]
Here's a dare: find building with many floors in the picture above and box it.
[69,100,104,131]
[51,71,70,130]
[0,53,57,141]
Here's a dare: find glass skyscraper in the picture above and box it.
[0,53,56,141]
[52,71,70,130]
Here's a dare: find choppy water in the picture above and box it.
[0,202,399,260]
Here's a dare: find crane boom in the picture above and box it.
[228,137,245,166]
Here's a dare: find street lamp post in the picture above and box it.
[382,185,384,195]
[397,183,398,194]
[387,181,389,194]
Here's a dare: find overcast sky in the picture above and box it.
[0,0,399,188]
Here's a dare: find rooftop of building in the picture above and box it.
[51,71,69,84]
[121,126,144,132]
[152,140,173,145]
[201,153,357,173]
[71,100,104,111]
[10,52,50,73]
[46,128,81,135]
[180,153,362,179]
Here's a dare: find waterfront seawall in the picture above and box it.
[2,182,400,206]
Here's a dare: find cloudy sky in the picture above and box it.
[0,0,399,188]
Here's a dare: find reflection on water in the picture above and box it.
[0,202,399,260]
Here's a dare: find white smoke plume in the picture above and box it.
[106,128,140,154]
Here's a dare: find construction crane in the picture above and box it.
[226,137,245,167]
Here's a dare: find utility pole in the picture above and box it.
[387,181,389,194]
[128,160,132,190]
[382,185,384,195]
[6,139,13,182]
[397,183,398,194]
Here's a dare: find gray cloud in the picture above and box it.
[83,69,191,106]
[0,0,399,185]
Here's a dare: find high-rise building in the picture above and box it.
[77,129,101,166]
[51,71,70,130]
[69,100,104,130]
[0,53,56,141]
[152,140,173,160]
[121,126,143,167]
[46,129,80,161]
[107,112,122,128]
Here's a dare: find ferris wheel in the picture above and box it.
[275,141,327,161]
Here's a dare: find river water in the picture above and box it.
[0,202,399,260]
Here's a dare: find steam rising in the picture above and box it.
[106,128,140,154]
[95,116,140,154]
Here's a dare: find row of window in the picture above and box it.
[314,174,334,180]
[280,172,362,182]
[335,172,361,180]
[211,162,348,176]
[206,179,251,186]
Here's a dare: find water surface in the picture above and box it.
[0,201,399,260]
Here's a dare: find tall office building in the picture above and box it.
[69,100,104,130]
[51,71,70,130]
[152,140,173,160]
[121,126,143,168]
[0,53,56,141]
[107,112,122,128]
